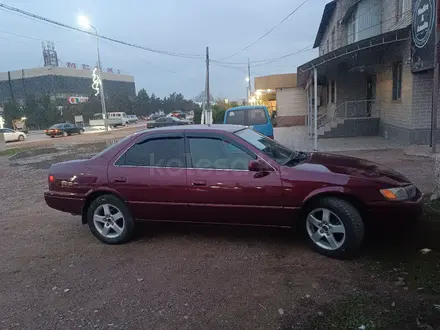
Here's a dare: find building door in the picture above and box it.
[366,76,374,116]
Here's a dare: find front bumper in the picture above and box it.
[44,191,84,215]
[366,193,423,224]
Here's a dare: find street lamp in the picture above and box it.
[78,15,108,131]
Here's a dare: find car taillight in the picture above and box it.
[49,175,55,183]
[268,135,274,139]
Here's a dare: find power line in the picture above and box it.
[216,0,383,65]
[0,2,204,59]
[217,7,412,70]
[219,0,310,60]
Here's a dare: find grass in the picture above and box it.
[0,148,24,157]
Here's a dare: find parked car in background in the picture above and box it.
[44,125,422,259]
[169,110,186,119]
[224,106,274,138]
[89,112,127,128]
[108,112,129,127]
[0,128,26,142]
[146,116,191,128]
[127,115,138,124]
[45,123,84,137]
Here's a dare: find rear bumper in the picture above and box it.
[44,191,85,215]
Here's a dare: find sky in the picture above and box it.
[0,0,328,100]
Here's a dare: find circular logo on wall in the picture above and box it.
[412,0,435,49]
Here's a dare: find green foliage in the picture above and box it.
[3,102,22,128]
[3,90,200,129]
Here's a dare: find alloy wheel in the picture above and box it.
[93,203,125,239]
[306,208,346,251]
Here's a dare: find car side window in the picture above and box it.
[116,137,185,168]
[64,124,71,128]
[157,118,165,122]
[188,137,255,170]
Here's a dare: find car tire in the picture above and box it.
[18,135,25,141]
[79,129,84,135]
[62,131,68,137]
[87,194,135,244]
[303,197,364,259]
[50,136,55,138]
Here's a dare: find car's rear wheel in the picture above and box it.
[303,197,364,259]
[87,194,135,244]
[18,135,25,141]
[62,131,68,137]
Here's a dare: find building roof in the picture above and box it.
[0,66,134,83]
[313,0,337,48]
[254,73,297,90]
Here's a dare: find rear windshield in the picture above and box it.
[225,110,245,125]
[50,124,64,128]
[225,108,268,125]
[247,108,268,125]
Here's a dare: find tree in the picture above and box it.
[3,102,22,128]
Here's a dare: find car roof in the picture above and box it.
[141,124,247,133]
[226,105,267,112]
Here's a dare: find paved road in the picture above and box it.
[0,144,435,329]
[5,123,146,150]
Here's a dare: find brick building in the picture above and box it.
[297,0,438,145]
[254,73,307,126]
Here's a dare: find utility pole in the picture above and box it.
[205,46,211,125]
[432,2,439,153]
[247,58,252,100]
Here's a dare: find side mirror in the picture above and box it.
[248,160,272,172]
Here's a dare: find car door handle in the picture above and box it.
[111,177,127,183]
[191,180,206,186]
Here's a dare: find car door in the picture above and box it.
[2,129,14,142]
[155,118,166,127]
[183,132,288,226]
[107,133,188,221]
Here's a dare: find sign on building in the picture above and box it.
[411,0,436,73]
[68,96,89,104]
[67,62,77,69]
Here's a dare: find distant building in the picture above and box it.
[0,66,136,106]
[254,73,307,126]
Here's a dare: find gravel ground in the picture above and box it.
[0,144,435,329]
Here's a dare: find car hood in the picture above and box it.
[295,152,411,186]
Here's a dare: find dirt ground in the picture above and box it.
[0,142,438,329]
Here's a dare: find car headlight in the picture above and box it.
[380,185,416,201]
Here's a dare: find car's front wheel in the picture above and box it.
[87,194,135,244]
[304,197,364,259]
[18,135,25,141]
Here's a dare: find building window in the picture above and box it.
[396,0,405,21]
[331,27,336,50]
[392,62,402,100]
[326,38,330,53]
[347,15,356,44]
[330,80,336,103]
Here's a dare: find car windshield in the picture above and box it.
[235,128,307,165]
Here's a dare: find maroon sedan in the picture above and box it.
[44,125,422,258]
